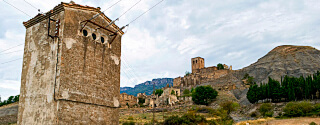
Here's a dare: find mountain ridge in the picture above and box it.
[120,78,173,96]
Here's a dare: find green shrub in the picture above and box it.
[310,122,317,125]
[163,113,207,125]
[265,111,273,117]
[220,101,240,114]
[259,103,273,117]
[310,103,320,116]
[183,89,190,95]
[128,116,134,120]
[283,101,313,117]
[123,121,135,125]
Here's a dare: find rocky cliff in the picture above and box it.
[234,45,320,83]
[204,45,320,105]
[120,78,173,96]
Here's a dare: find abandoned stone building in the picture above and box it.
[143,84,180,107]
[174,57,233,89]
[19,2,123,124]
[119,93,138,108]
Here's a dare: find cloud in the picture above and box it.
[1,0,320,93]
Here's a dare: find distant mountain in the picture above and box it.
[120,78,173,96]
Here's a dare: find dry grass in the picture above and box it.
[236,117,320,125]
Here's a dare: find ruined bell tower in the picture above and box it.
[191,57,204,73]
[19,2,122,124]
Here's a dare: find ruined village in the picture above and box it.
[1,0,320,125]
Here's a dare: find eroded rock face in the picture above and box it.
[235,45,320,84]
[204,45,320,105]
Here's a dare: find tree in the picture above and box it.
[247,84,259,103]
[154,89,163,96]
[7,96,14,103]
[192,86,218,105]
[217,63,224,70]
[185,71,191,76]
[247,76,254,85]
[13,95,19,102]
[190,88,194,93]
[171,90,175,95]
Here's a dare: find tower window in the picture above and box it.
[83,30,88,36]
[196,60,197,63]
[101,37,105,43]
[92,33,96,40]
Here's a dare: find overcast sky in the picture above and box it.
[0,0,319,100]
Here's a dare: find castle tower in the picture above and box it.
[191,57,204,73]
[18,2,122,124]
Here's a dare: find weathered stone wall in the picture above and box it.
[18,10,64,124]
[176,69,231,89]
[119,93,138,107]
[19,3,121,124]
[173,77,182,87]
[191,57,204,73]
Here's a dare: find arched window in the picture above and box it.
[92,33,96,40]
[83,30,88,36]
[101,37,105,43]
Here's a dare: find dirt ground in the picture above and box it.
[236,117,320,125]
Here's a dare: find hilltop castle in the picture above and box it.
[174,57,233,89]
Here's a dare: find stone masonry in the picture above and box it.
[18,2,123,124]
[119,93,138,108]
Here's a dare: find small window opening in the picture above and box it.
[92,33,96,40]
[101,37,105,43]
[196,60,198,63]
[83,30,88,36]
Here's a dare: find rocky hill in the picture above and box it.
[234,45,320,83]
[120,78,173,96]
[203,45,320,105]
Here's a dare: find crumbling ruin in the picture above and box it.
[18,2,122,124]
[174,57,233,89]
[119,93,138,108]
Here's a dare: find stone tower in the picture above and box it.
[18,2,122,124]
[191,57,204,73]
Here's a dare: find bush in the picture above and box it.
[259,103,273,117]
[192,86,218,105]
[265,111,273,117]
[183,89,190,95]
[310,122,317,125]
[283,101,313,117]
[163,113,207,125]
[128,116,134,120]
[310,103,320,116]
[123,121,135,125]
[220,101,240,114]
